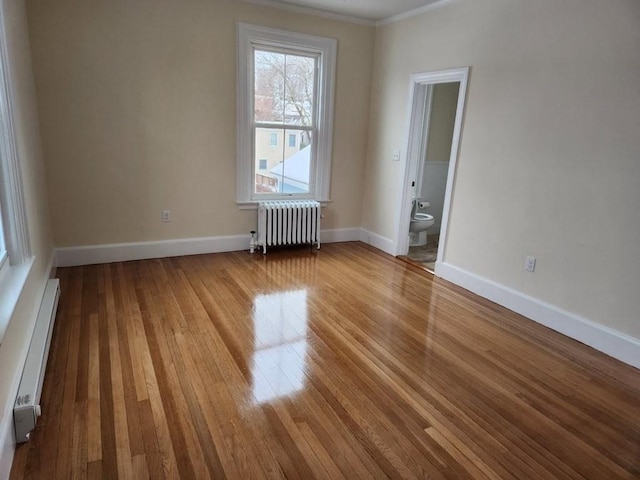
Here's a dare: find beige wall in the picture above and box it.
[0,0,53,467]
[363,0,640,339]
[26,0,374,247]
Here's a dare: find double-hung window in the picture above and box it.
[237,23,336,204]
[0,15,32,343]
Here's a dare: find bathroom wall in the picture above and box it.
[418,82,459,232]
[424,82,458,165]
[26,0,375,248]
[363,0,640,340]
[419,162,448,233]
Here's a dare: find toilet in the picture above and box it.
[409,200,434,246]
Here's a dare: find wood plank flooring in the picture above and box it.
[10,242,640,479]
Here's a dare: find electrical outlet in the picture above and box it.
[392,149,401,161]
[525,256,536,272]
[162,210,171,222]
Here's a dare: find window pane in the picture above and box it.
[254,50,285,123]
[0,210,5,254]
[284,54,315,127]
[0,201,6,266]
[254,49,315,128]
[255,127,311,194]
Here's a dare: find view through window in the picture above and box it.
[253,49,316,195]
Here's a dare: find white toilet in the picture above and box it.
[409,200,434,247]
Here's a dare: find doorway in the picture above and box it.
[396,68,469,273]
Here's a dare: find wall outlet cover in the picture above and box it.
[525,256,536,272]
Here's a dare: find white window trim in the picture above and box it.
[236,23,336,206]
[0,3,33,344]
[0,203,7,271]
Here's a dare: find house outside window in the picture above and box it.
[236,23,336,204]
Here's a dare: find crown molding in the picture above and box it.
[237,0,458,28]
[376,0,458,27]
[238,0,376,26]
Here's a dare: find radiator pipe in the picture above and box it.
[249,231,256,254]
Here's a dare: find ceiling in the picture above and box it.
[242,0,446,24]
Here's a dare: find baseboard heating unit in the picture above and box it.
[257,200,321,254]
[14,278,60,443]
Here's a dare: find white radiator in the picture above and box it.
[14,278,60,443]
[257,201,321,254]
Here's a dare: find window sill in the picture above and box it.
[0,257,34,345]
[237,200,331,210]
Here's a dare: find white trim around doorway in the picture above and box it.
[395,67,469,274]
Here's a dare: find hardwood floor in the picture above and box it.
[10,242,640,479]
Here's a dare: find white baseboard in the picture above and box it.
[57,234,248,267]
[56,229,363,267]
[0,250,56,479]
[320,228,361,244]
[359,229,396,256]
[436,261,640,369]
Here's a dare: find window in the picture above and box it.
[237,23,336,203]
[0,17,33,343]
[258,159,267,170]
[0,201,7,270]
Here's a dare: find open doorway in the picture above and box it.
[396,68,469,273]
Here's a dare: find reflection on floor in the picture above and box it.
[407,234,439,271]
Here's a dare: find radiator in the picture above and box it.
[14,278,60,443]
[257,201,321,254]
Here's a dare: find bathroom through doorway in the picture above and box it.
[396,68,469,274]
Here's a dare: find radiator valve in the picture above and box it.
[249,231,256,254]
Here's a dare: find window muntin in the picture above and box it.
[237,23,336,204]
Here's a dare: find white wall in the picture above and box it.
[26,0,374,249]
[0,0,53,474]
[363,0,640,341]
[419,162,448,233]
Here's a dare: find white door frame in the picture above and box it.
[395,67,469,274]
[413,85,434,207]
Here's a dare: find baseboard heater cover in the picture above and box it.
[13,278,60,443]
